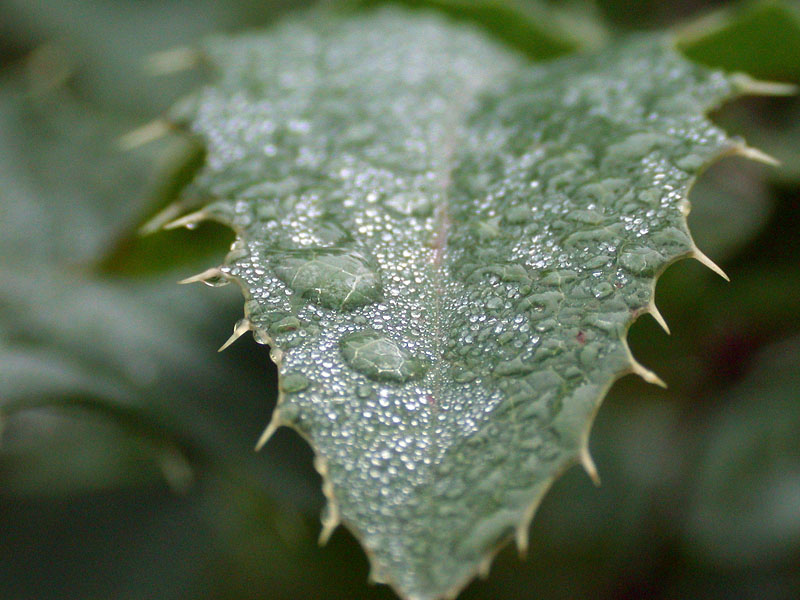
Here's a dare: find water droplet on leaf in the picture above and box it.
[281,372,309,393]
[272,247,383,310]
[340,330,426,383]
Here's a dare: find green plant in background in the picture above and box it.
[1,1,799,600]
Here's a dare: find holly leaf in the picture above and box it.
[169,9,771,600]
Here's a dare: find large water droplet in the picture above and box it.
[272,247,383,310]
[618,246,665,276]
[339,330,426,383]
[385,193,433,218]
[281,372,309,393]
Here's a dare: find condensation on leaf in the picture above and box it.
[172,9,751,600]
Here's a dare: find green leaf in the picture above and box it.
[170,9,762,600]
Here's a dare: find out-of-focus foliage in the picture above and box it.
[344,0,608,58]
[1,1,798,599]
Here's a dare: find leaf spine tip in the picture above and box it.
[318,515,339,546]
[117,119,171,150]
[318,497,341,546]
[691,247,729,281]
[580,445,601,486]
[734,144,781,167]
[731,73,798,97]
[630,359,668,388]
[648,301,671,335]
[164,210,208,230]
[145,47,200,75]
[178,267,224,285]
[218,318,252,352]
[254,414,280,451]
[515,520,529,558]
[138,202,184,235]
[477,555,493,579]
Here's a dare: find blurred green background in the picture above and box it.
[0,1,798,599]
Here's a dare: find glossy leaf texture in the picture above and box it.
[169,9,761,600]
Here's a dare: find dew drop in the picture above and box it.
[272,247,383,311]
[618,246,665,276]
[281,372,309,393]
[385,193,434,218]
[339,330,426,383]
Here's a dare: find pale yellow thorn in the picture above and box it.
[318,494,340,545]
[145,47,200,75]
[218,319,252,352]
[649,301,671,335]
[118,119,171,150]
[631,360,667,389]
[735,145,781,167]
[164,210,207,230]
[580,445,601,486]
[692,247,730,281]
[477,555,493,579]
[254,415,281,451]
[318,516,339,546]
[515,523,529,559]
[178,267,224,285]
[139,202,184,235]
[731,73,798,97]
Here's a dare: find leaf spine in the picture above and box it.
[648,300,671,335]
[734,144,781,167]
[118,119,172,150]
[630,359,668,388]
[218,318,252,352]
[145,47,200,75]
[254,413,281,451]
[164,209,208,230]
[580,445,601,486]
[691,246,729,281]
[477,554,493,579]
[731,73,798,97]
[178,267,225,285]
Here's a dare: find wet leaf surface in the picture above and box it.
[171,9,755,599]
